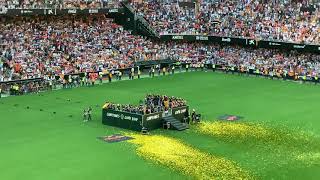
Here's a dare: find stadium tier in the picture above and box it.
[0,15,161,81]
[1,13,319,83]
[0,1,319,89]
[131,0,320,44]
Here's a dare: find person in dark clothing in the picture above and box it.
[87,107,92,121]
[191,109,196,123]
[83,109,88,122]
[212,64,216,72]
[99,74,103,84]
[108,72,112,83]
[184,109,190,124]
[118,71,122,80]
[152,67,155,77]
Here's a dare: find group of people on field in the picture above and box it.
[83,107,93,122]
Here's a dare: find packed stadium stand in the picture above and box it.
[131,0,320,44]
[0,0,319,86]
[0,15,164,81]
[2,2,320,180]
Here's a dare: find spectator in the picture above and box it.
[131,0,320,44]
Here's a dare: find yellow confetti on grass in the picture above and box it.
[296,152,320,165]
[197,121,269,140]
[196,121,317,149]
[127,134,253,180]
[195,121,320,167]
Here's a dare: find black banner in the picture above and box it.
[102,109,164,131]
[1,8,123,16]
[143,112,163,130]
[162,35,256,47]
[258,40,320,53]
[172,106,189,122]
[161,35,320,53]
[102,109,143,131]
[102,106,189,131]
[135,58,177,67]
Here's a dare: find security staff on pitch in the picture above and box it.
[171,65,175,74]
[157,64,161,76]
[138,68,141,79]
[131,67,135,80]
[314,74,319,85]
[152,67,155,77]
[108,71,112,83]
[83,109,88,122]
[201,63,204,71]
[118,71,122,80]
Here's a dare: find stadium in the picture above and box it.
[0,0,320,179]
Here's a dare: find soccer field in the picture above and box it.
[1,72,320,180]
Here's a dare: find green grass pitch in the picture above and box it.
[1,71,320,180]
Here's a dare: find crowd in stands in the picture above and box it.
[131,0,320,45]
[0,15,162,82]
[2,0,318,44]
[1,14,320,84]
[0,79,50,95]
[1,6,320,96]
[0,0,121,9]
[165,43,320,79]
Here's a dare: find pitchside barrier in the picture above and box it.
[102,106,189,131]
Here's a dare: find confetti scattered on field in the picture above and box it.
[296,152,320,166]
[195,121,320,167]
[127,134,253,180]
[196,122,319,149]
